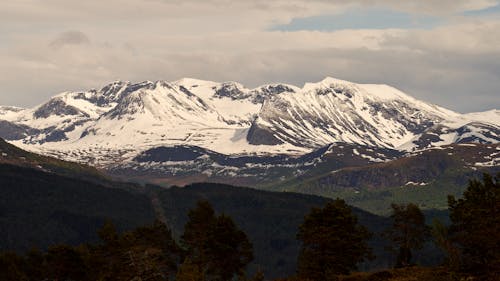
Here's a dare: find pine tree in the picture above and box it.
[448,173,500,276]
[182,200,218,277]
[205,214,253,280]
[385,203,429,268]
[46,245,87,281]
[176,258,204,281]
[250,268,265,281]
[93,220,182,280]
[431,219,460,270]
[296,199,372,280]
[182,200,254,281]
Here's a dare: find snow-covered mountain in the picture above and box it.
[0,77,498,178]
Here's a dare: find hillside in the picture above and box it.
[0,160,397,278]
[0,163,156,252]
[0,138,106,184]
[0,144,446,277]
[272,143,499,214]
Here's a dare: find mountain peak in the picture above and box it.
[174,77,218,87]
[0,77,498,158]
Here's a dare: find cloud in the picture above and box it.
[0,1,499,112]
[2,20,499,112]
[382,20,500,54]
[49,31,90,48]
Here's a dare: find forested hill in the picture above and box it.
[0,163,156,252]
[0,141,445,278]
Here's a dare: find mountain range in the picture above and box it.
[1,77,498,210]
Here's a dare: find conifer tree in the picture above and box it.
[182,200,253,281]
[205,214,253,280]
[296,199,372,280]
[385,203,429,268]
[448,173,500,276]
[182,200,218,272]
[46,245,87,281]
[176,258,204,281]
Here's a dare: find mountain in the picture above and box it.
[0,77,498,202]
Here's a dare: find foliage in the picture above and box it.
[95,220,182,280]
[296,199,373,280]
[0,221,181,281]
[250,268,265,281]
[0,163,155,253]
[385,203,429,267]
[448,173,500,276]
[157,183,397,278]
[430,219,460,271]
[176,258,204,281]
[0,162,395,279]
[181,200,218,269]
[46,244,87,280]
[182,200,254,281]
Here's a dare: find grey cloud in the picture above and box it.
[380,21,500,54]
[2,42,499,112]
[2,0,497,25]
[49,31,90,48]
[1,1,499,113]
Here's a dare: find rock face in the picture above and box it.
[0,121,38,140]
[0,77,498,184]
[246,120,284,145]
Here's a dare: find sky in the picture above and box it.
[1,0,499,113]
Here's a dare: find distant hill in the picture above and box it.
[270,143,499,214]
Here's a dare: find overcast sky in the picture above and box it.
[1,0,499,113]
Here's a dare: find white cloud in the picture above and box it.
[0,1,499,112]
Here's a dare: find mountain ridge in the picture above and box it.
[0,77,498,189]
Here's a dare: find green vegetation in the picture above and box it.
[1,139,498,280]
[267,144,498,216]
[0,138,105,183]
[448,173,500,277]
[0,161,444,278]
[297,199,372,280]
[0,163,155,252]
[385,203,430,268]
[181,200,254,281]
[279,167,483,215]
[153,183,402,278]
[0,220,181,280]
[1,173,499,280]
[0,203,252,281]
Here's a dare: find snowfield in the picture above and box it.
[0,77,498,168]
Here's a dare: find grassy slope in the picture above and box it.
[270,144,498,215]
